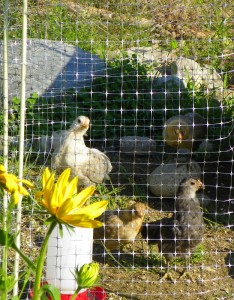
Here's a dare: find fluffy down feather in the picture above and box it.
[163,112,206,150]
[141,177,204,280]
[94,202,147,251]
[52,116,112,187]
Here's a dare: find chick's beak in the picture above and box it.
[81,119,90,128]
[197,179,205,189]
[178,131,183,144]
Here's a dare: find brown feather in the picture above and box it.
[163,112,206,150]
[94,202,147,251]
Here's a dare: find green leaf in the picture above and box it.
[18,269,32,299]
[44,216,57,225]
[39,284,60,300]
[171,39,178,50]
[0,229,15,247]
[12,97,20,105]
[0,268,17,295]
[0,230,35,271]
[10,296,19,300]
[58,223,63,238]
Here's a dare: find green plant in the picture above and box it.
[147,243,205,275]
[190,244,205,264]
[73,55,175,139]
[3,55,232,150]
[75,55,233,141]
[0,93,38,137]
[2,54,232,152]
[0,0,151,54]
[0,166,108,299]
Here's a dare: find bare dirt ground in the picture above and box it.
[18,145,234,300]
[92,148,234,300]
[93,225,234,300]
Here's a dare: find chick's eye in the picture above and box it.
[77,118,81,124]
[190,181,195,185]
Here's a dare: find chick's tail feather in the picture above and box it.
[141,221,161,245]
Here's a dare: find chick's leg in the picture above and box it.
[179,257,194,282]
[161,260,174,281]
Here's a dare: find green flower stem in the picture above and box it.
[70,288,80,300]
[33,219,57,300]
[2,230,8,300]
[2,206,8,300]
[71,287,85,300]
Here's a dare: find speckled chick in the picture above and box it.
[94,202,147,251]
[141,177,204,280]
[52,116,112,187]
[163,112,206,150]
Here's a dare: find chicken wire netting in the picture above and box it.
[0,0,234,299]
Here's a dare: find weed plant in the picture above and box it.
[1,55,232,146]
[1,0,233,78]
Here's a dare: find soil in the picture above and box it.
[18,144,234,300]
[91,147,234,300]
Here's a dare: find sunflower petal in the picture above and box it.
[57,169,71,195]
[13,190,21,204]
[0,165,6,173]
[68,186,95,211]
[18,185,30,196]
[61,217,104,228]
[44,172,55,202]
[56,198,74,218]
[42,168,52,189]
[35,191,43,200]
[38,167,107,228]
[69,200,108,218]
[56,169,72,207]
[62,176,78,202]
[20,179,34,189]
[41,199,51,212]
[5,177,19,193]
[56,186,95,217]
[48,183,59,214]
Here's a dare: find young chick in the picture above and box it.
[52,116,112,187]
[163,112,206,151]
[94,202,147,251]
[142,177,204,281]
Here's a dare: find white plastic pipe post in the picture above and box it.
[46,225,93,294]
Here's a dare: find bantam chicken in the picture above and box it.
[163,112,206,151]
[141,177,204,281]
[52,116,112,187]
[94,202,147,251]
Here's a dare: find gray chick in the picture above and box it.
[52,116,112,187]
[141,177,204,281]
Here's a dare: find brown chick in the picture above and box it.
[141,177,204,281]
[52,116,112,187]
[163,112,206,151]
[94,202,147,251]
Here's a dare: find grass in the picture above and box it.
[0,1,233,281]
[2,56,233,147]
[147,243,205,266]
[1,0,233,144]
[105,243,206,272]
[1,0,233,77]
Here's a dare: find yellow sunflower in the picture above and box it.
[0,165,34,204]
[36,168,108,228]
